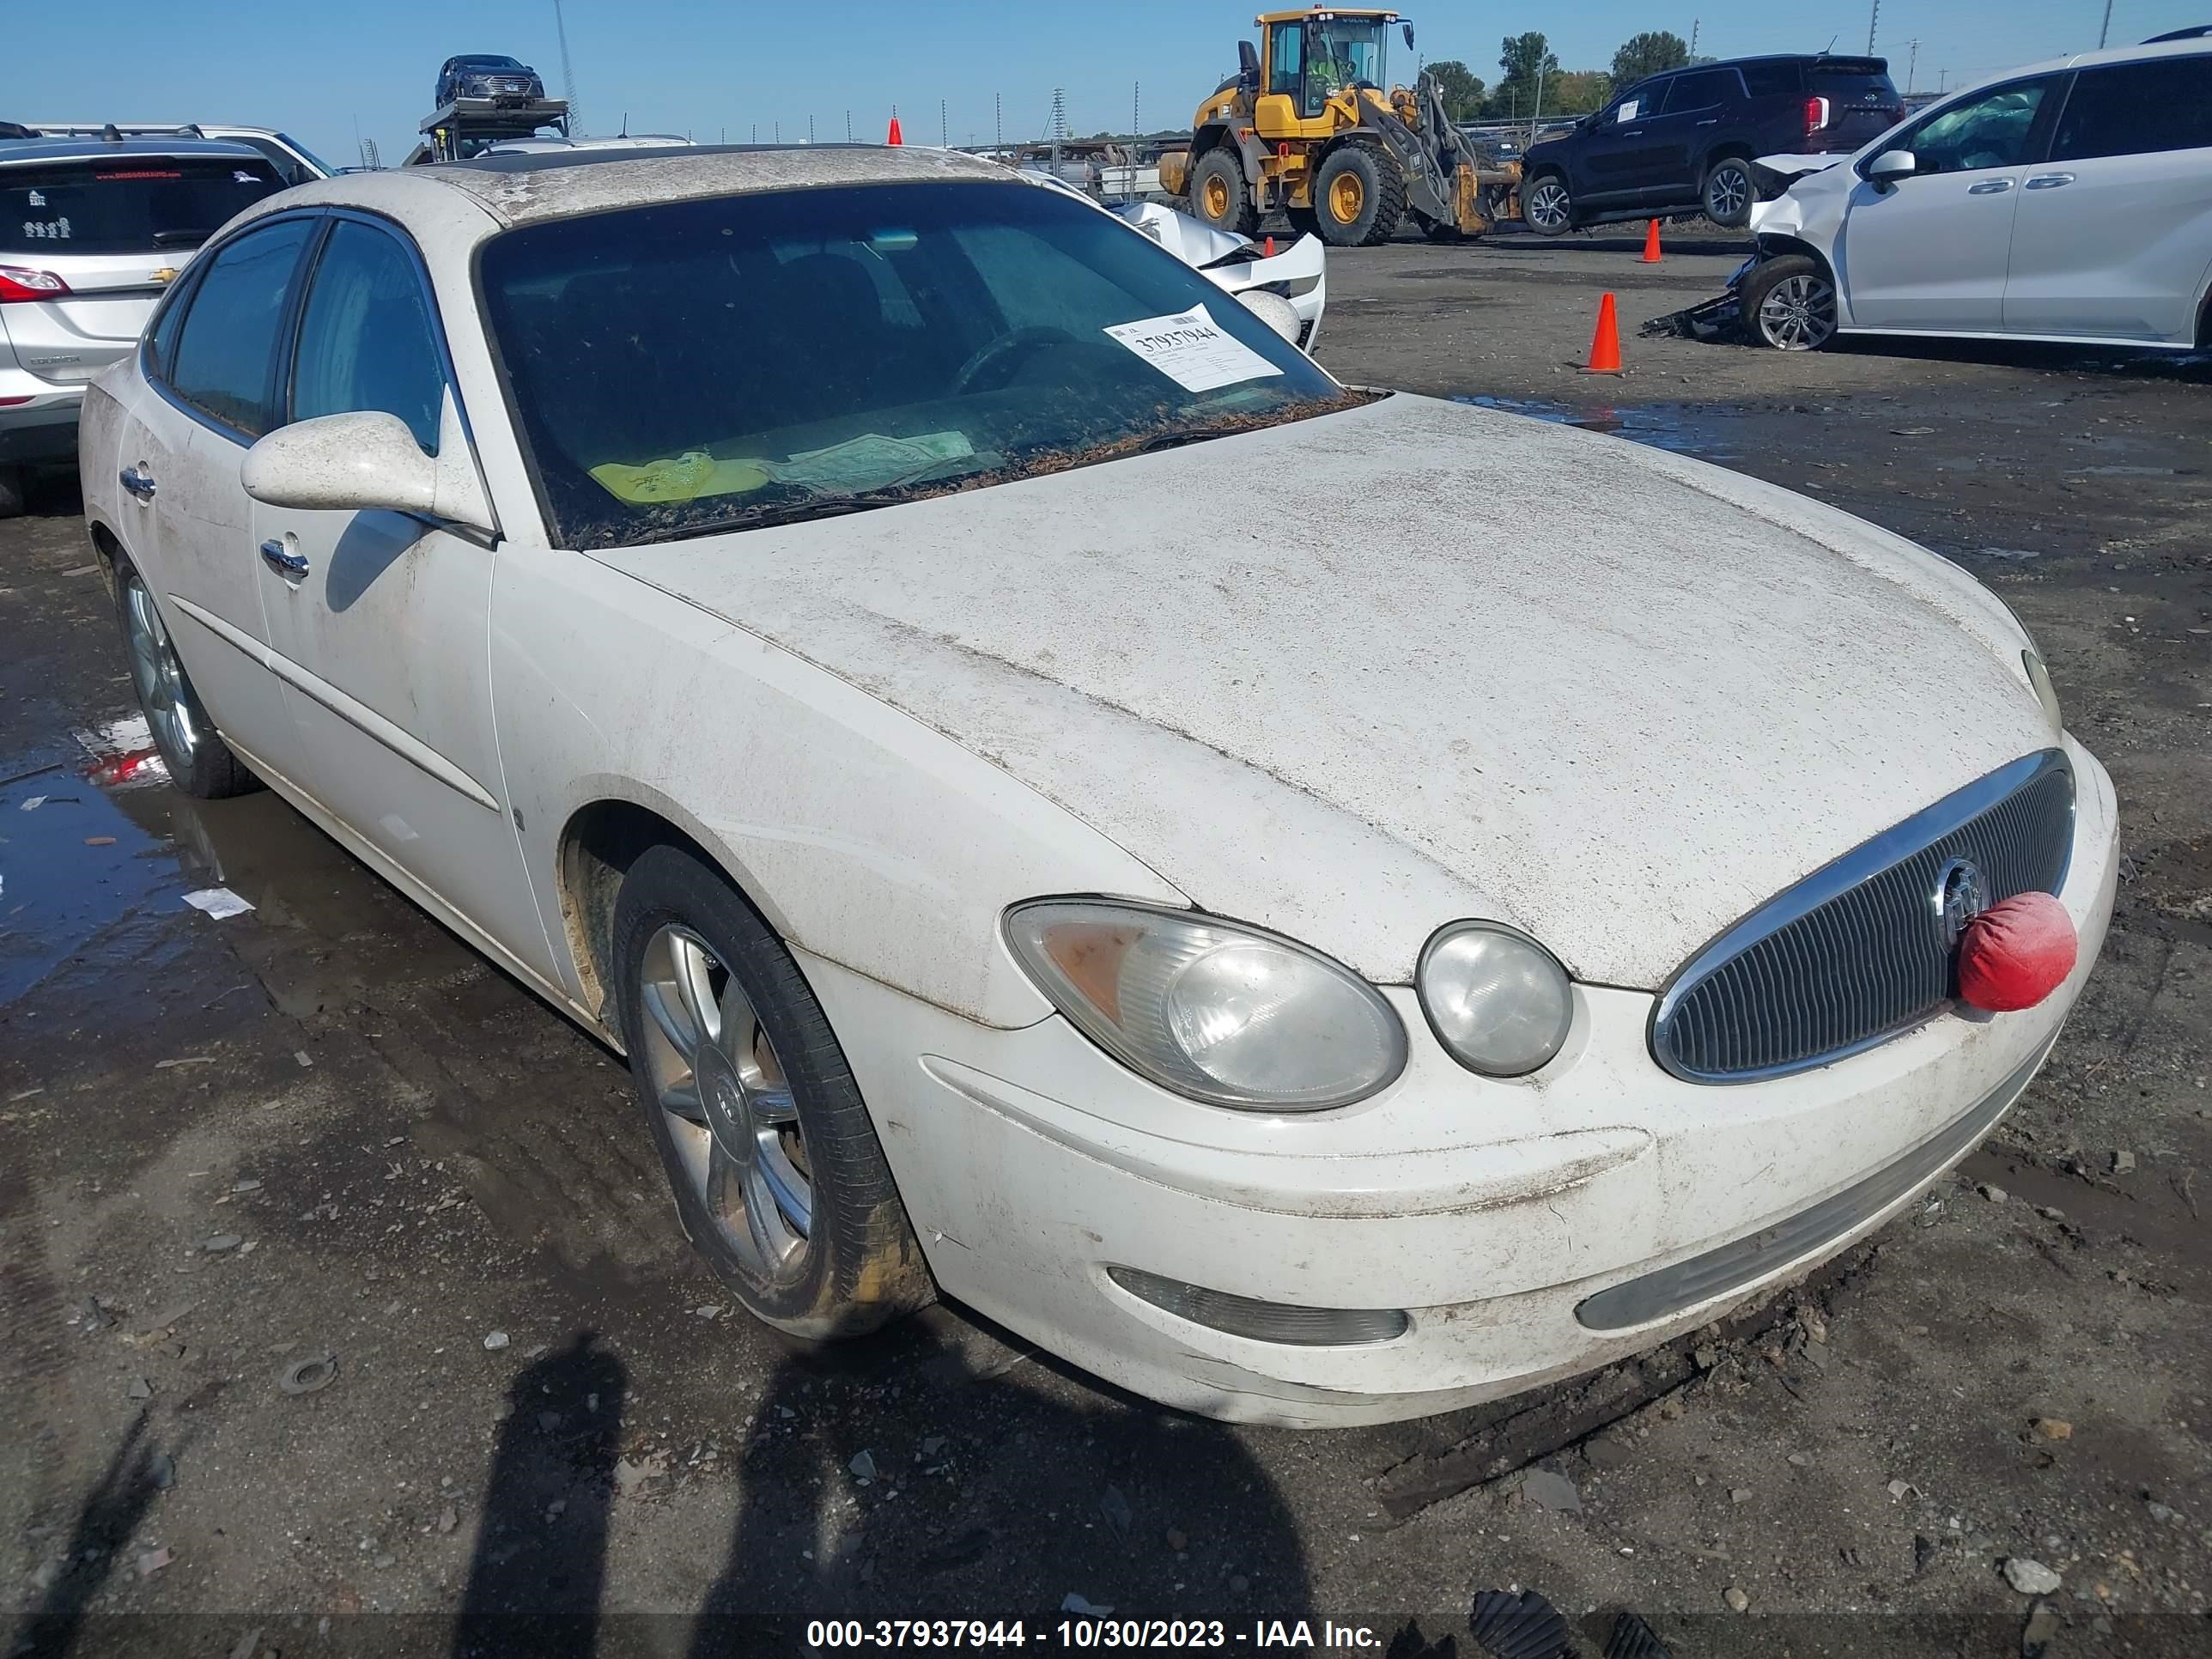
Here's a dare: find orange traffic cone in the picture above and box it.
[1584,292,1623,374]
[1641,218,1662,263]
[886,114,903,146]
[1264,234,1275,255]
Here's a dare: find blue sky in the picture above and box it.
[15,0,2202,167]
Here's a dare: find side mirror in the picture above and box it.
[241,402,496,537]
[1237,40,1260,87]
[1866,149,1917,185]
[1401,22,1415,49]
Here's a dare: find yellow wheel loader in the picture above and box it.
[1158,9,1522,248]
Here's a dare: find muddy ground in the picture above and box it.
[2,228,2207,1659]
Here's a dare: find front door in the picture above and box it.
[249,215,556,981]
[1838,75,2062,332]
[1633,68,1740,203]
[2003,55,2212,343]
[125,216,318,771]
[1577,82,1668,206]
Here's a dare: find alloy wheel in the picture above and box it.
[1758,273,1837,350]
[123,574,200,766]
[1526,179,1571,233]
[636,923,813,1283]
[1707,164,1750,222]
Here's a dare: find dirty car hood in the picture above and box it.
[588,394,2053,988]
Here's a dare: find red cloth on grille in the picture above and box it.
[1957,891,2076,1012]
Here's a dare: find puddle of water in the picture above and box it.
[1449,392,1737,459]
[0,745,189,1007]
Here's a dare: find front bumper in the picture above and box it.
[808,738,2119,1427]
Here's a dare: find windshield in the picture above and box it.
[1308,19,1389,94]
[479,179,1355,551]
[275,132,336,177]
[1,157,284,254]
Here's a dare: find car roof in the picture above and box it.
[0,136,276,167]
[244,143,1018,232]
[1936,31,2211,94]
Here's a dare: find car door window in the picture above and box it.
[2051,58,2212,161]
[1609,82,1659,124]
[1902,78,2057,173]
[1661,70,1741,114]
[163,217,314,436]
[289,218,448,453]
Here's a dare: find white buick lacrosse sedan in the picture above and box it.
[77,145,2117,1426]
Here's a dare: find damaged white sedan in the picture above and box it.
[81,145,2116,1426]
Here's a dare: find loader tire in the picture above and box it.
[1190,149,1259,237]
[1314,141,1405,247]
[1284,204,1321,240]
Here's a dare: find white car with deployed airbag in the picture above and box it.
[1739,35,2211,349]
[79,145,2116,1426]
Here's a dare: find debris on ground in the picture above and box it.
[482,1330,510,1351]
[149,1452,175,1490]
[1522,1468,1583,1512]
[137,1547,172,1577]
[1470,1588,1566,1655]
[126,1376,151,1401]
[182,886,255,920]
[1723,1586,1750,1613]
[278,1353,337,1396]
[2004,1557,2063,1595]
[437,1505,459,1534]
[201,1233,243,1253]
[614,1452,669,1498]
[848,1449,877,1482]
[1100,1484,1133,1534]
[1060,1594,1115,1617]
[2030,1418,2073,1441]
[1641,291,1739,341]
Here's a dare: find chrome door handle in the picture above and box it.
[1695,118,1720,126]
[118,466,156,501]
[2025,173,2075,190]
[1966,179,2014,194]
[258,538,309,578]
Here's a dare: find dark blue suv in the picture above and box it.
[434,55,548,108]
[1521,54,1903,234]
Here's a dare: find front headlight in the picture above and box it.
[1004,899,1406,1111]
[1418,921,1575,1078]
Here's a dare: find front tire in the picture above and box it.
[1189,149,1259,237]
[1522,170,1573,236]
[1313,141,1406,246]
[113,556,260,798]
[1741,254,1838,351]
[613,843,933,1340]
[1702,155,1754,228]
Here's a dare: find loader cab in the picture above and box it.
[1255,9,1403,122]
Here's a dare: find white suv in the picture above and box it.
[1,136,284,514]
[1738,34,2211,350]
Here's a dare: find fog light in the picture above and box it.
[1106,1266,1409,1346]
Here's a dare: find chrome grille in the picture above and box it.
[1652,749,2075,1082]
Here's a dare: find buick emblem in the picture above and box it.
[1935,857,1990,947]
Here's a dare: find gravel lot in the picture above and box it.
[3,226,2207,1658]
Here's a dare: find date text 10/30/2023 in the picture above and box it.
[805,1620,1383,1650]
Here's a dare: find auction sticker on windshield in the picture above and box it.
[1102,304,1284,393]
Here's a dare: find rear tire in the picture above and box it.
[1313,140,1406,247]
[1702,155,1755,229]
[613,842,933,1341]
[0,465,24,520]
[113,555,261,799]
[1740,254,1838,351]
[1522,170,1573,236]
[1189,149,1259,237]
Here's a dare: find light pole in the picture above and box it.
[1867,0,1880,56]
[1904,38,1921,94]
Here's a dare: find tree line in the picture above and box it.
[1425,30,1705,124]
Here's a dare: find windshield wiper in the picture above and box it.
[624,481,957,544]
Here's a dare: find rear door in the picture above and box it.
[0,155,283,389]
[250,213,553,977]
[123,213,318,769]
[2002,52,2212,343]
[1837,74,2063,331]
